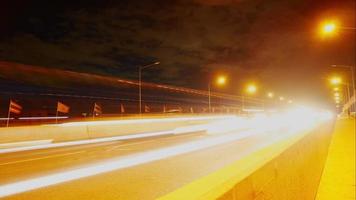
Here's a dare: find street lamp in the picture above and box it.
[138,61,160,114]
[331,65,355,113]
[246,84,257,95]
[208,75,226,112]
[330,76,342,85]
[267,92,274,98]
[319,20,355,37]
[279,96,285,101]
[322,22,336,34]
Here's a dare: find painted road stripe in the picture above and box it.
[0,151,85,166]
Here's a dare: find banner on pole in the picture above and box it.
[57,102,70,113]
[93,103,102,114]
[9,100,22,114]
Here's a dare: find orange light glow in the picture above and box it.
[216,76,227,85]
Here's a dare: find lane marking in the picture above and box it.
[0,151,86,166]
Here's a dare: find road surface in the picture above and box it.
[0,114,327,200]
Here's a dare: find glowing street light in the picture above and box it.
[334,93,340,97]
[330,76,342,85]
[288,100,293,104]
[279,96,285,101]
[208,75,227,112]
[246,84,257,95]
[267,92,274,98]
[216,76,227,85]
[322,22,336,34]
[333,87,339,91]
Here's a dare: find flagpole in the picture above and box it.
[55,110,58,124]
[92,103,95,120]
[6,100,11,127]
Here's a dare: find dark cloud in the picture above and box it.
[0,0,354,105]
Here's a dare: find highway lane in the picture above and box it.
[0,112,330,200]
[0,126,294,200]
[0,131,207,185]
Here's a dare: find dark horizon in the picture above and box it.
[0,0,355,108]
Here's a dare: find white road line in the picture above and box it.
[0,151,86,166]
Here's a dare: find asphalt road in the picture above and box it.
[0,118,316,200]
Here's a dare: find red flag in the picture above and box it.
[9,100,22,114]
[57,102,70,113]
[144,105,150,113]
[93,103,102,114]
[120,104,125,113]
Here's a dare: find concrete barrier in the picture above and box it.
[158,121,334,200]
[0,115,233,143]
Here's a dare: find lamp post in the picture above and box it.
[138,61,160,114]
[331,65,355,101]
[330,75,353,116]
[208,75,226,113]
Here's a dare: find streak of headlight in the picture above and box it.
[54,115,236,127]
[1,116,238,154]
[0,128,268,198]
[0,130,173,154]
[0,109,330,197]
[19,116,68,120]
[0,118,14,121]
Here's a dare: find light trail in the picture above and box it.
[0,110,332,198]
[53,115,236,127]
[0,115,237,154]
[0,127,267,198]
[19,116,69,120]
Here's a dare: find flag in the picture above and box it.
[163,105,166,113]
[120,103,125,113]
[93,103,102,114]
[9,100,22,114]
[190,107,194,113]
[144,105,150,113]
[57,101,70,113]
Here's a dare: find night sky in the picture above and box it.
[0,0,355,107]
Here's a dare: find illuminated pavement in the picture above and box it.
[316,118,355,200]
[0,112,331,200]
